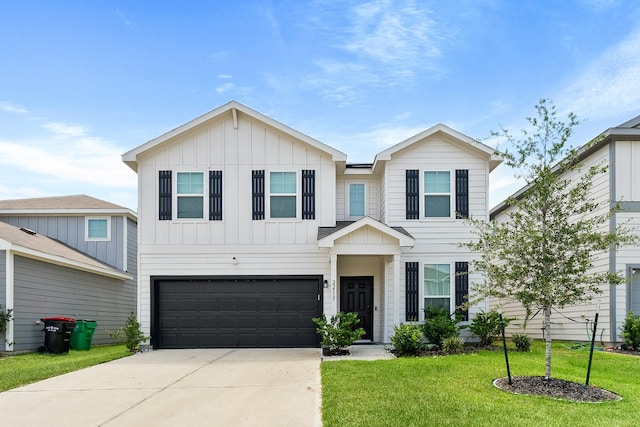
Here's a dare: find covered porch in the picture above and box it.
[317,217,415,343]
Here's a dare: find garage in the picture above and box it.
[152,276,322,348]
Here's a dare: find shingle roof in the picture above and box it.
[0,194,127,210]
[0,221,130,279]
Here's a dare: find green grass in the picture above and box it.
[0,345,132,392]
[321,342,640,427]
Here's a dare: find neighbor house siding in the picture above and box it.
[494,144,618,342]
[0,215,126,270]
[12,256,136,352]
[0,251,5,306]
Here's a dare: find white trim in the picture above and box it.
[267,170,300,220]
[175,171,206,220]
[346,181,367,220]
[9,245,132,281]
[318,216,415,248]
[423,170,454,219]
[85,216,111,241]
[5,251,14,352]
[422,262,454,317]
[122,215,128,272]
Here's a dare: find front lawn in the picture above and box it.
[0,345,132,392]
[321,342,640,427]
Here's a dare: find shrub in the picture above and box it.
[464,309,512,347]
[422,306,459,347]
[442,336,465,354]
[108,312,150,352]
[512,333,532,352]
[391,323,424,355]
[312,312,365,352]
[0,304,12,333]
[620,311,640,351]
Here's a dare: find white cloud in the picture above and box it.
[216,83,235,93]
[42,122,87,138]
[559,24,640,120]
[0,101,28,114]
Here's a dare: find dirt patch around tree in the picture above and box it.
[494,376,621,402]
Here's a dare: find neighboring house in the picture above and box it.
[122,100,501,349]
[0,195,137,353]
[491,115,640,344]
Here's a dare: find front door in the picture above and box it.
[340,276,373,340]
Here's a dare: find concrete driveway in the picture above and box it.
[0,348,321,427]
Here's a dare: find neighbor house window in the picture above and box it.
[177,172,204,219]
[349,183,365,217]
[269,171,297,218]
[85,217,110,241]
[424,264,451,312]
[424,171,451,217]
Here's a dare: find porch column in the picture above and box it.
[393,254,401,327]
[326,253,338,317]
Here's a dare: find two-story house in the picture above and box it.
[122,101,501,348]
[492,115,640,344]
[0,195,137,353]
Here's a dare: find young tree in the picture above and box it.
[465,99,635,379]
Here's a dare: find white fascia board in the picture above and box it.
[122,100,348,171]
[318,217,415,248]
[0,208,137,221]
[9,245,133,281]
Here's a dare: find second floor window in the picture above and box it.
[177,172,204,219]
[270,171,297,218]
[349,183,365,217]
[424,171,451,218]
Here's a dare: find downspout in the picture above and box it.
[5,250,14,352]
[609,140,617,343]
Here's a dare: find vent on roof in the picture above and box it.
[20,227,37,235]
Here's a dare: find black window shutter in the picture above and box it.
[406,262,419,321]
[209,170,223,221]
[455,262,469,321]
[455,169,469,219]
[252,170,265,220]
[159,170,172,221]
[302,169,315,220]
[406,169,419,219]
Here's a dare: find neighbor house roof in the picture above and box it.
[122,100,348,172]
[491,114,640,218]
[372,123,502,172]
[0,195,136,220]
[0,221,132,280]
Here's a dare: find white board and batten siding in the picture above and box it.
[135,111,336,334]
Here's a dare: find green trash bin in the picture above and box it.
[70,320,97,350]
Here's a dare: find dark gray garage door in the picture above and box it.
[153,276,321,348]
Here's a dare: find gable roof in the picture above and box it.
[373,123,502,172]
[491,113,640,218]
[0,195,136,220]
[317,217,415,248]
[0,221,131,280]
[122,100,348,172]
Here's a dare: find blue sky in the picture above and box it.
[1,0,639,211]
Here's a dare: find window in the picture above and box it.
[424,264,451,311]
[424,171,451,217]
[85,217,110,241]
[269,171,297,218]
[348,183,365,217]
[177,172,204,219]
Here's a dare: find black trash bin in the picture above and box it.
[40,317,76,354]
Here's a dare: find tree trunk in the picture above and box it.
[544,305,552,379]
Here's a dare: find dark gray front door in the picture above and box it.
[340,276,373,340]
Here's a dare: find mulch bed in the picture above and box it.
[494,376,621,402]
